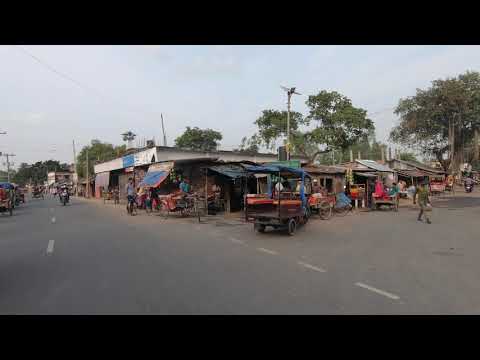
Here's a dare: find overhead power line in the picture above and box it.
[12,45,167,143]
[14,45,106,99]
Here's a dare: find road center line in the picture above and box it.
[51,216,56,224]
[355,282,400,300]
[229,237,245,245]
[46,240,55,254]
[257,247,278,255]
[298,261,327,273]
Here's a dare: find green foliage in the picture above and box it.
[77,140,127,179]
[254,110,305,151]
[390,70,480,171]
[174,127,223,152]
[252,91,374,164]
[235,135,261,154]
[305,91,374,152]
[12,160,69,185]
[399,152,418,162]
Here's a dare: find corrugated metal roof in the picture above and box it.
[397,169,427,178]
[303,165,346,174]
[402,160,445,174]
[356,160,395,172]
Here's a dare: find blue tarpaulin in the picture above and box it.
[0,182,14,190]
[244,165,311,178]
[139,171,168,188]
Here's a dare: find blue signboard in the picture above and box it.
[122,154,135,168]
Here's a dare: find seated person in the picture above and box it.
[388,182,399,197]
[179,179,191,194]
[335,191,351,209]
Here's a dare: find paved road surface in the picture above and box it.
[1,190,479,314]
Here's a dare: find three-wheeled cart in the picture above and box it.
[372,193,398,211]
[0,183,14,217]
[244,165,311,236]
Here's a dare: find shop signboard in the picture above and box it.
[148,161,174,173]
[134,148,157,167]
[264,160,301,169]
[122,154,135,168]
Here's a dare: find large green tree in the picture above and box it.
[390,71,480,172]
[250,91,374,164]
[77,140,127,178]
[174,127,223,152]
[253,110,305,151]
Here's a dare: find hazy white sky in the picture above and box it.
[1,45,480,168]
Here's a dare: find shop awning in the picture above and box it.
[397,169,426,178]
[354,172,378,178]
[139,171,169,188]
[207,164,247,179]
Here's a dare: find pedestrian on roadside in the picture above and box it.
[417,182,432,224]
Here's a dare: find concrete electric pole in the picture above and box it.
[86,148,89,198]
[281,86,301,161]
[2,153,15,182]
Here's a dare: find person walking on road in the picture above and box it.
[417,182,432,224]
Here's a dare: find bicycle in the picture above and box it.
[126,195,137,216]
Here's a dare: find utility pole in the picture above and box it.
[86,148,89,198]
[161,113,167,146]
[2,153,15,182]
[73,140,78,196]
[281,86,301,160]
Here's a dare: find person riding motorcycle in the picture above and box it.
[59,184,70,203]
[464,177,474,192]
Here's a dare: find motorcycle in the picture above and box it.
[59,189,69,206]
[465,183,473,193]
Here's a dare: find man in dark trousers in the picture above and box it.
[417,182,431,224]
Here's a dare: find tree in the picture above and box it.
[390,71,480,172]
[253,110,305,151]
[77,140,127,179]
[252,91,375,164]
[234,135,261,154]
[174,127,223,152]
[399,152,418,162]
[12,160,68,185]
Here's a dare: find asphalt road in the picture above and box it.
[1,189,479,314]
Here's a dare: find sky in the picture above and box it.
[1,45,480,169]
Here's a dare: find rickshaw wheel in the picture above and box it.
[319,201,332,220]
[287,218,297,236]
[254,223,266,233]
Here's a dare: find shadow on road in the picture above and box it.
[433,196,480,209]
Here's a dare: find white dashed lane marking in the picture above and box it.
[46,240,55,254]
[229,237,245,245]
[298,261,327,273]
[355,282,400,300]
[257,248,278,255]
[51,216,56,224]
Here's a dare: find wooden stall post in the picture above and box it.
[225,181,231,213]
[205,168,208,215]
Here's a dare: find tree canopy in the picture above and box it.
[390,71,480,172]
[248,90,375,164]
[12,160,69,186]
[77,140,127,179]
[174,127,223,152]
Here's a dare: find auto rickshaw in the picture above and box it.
[0,183,14,216]
[244,165,311,236]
